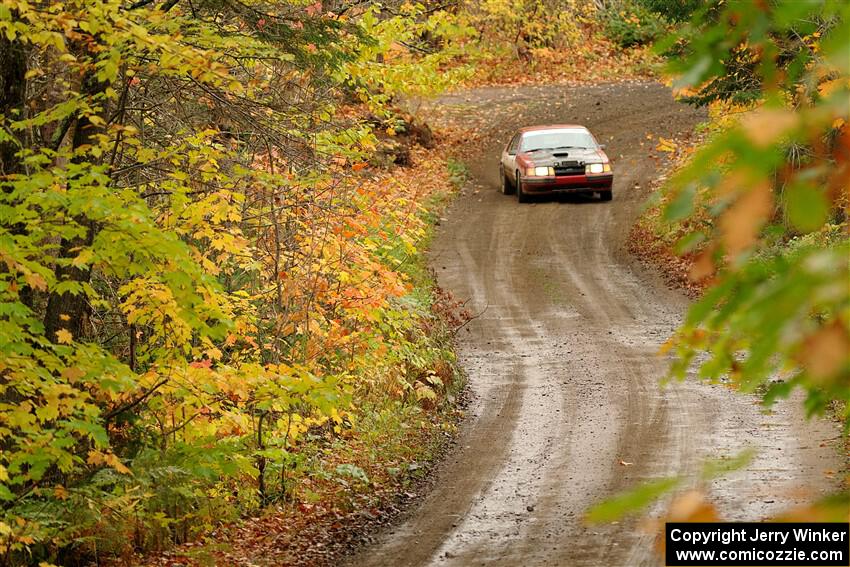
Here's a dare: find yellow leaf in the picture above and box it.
[655,137,677,153]
[61,366,85,382]
[71,248,93,268]
[658,337,675,355]
[832,118,845,130]
[55,329,73,344]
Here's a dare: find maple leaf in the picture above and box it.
[105,453,132,475]
[55,329,73,344]
[24,272,47,291]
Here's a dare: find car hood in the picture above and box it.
[520,147,606,165]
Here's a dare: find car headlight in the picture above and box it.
[586,163,611,174]
[527,166,554,176]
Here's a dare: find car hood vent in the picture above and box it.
[522,147,602,166]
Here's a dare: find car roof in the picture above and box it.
[519,124,588,133]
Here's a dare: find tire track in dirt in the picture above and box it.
[347,82,842,567]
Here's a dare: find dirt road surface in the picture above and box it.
[348,82,843,567]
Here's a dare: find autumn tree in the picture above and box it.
[0,0,468,561]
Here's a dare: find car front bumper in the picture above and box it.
[523,174,613,194]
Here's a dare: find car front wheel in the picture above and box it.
[516,172,529,203]
[600,190,612,202]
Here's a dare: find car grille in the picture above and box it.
[553,161,584,175]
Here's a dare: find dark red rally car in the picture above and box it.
[499,125,613,202]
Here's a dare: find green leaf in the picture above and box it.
[585,477,681,523]
[664,184,697,222]
[785,183,828,234]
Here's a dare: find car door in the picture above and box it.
[503,133,521,182]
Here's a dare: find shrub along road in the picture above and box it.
[346,82,843,566]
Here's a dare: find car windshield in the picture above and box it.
[520,129,596,152]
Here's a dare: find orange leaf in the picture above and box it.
[666,490,719,523]
[741,109,798,148]
[104,452,132,475]
[799,321,850,383]
[24,272,47,291]
[54,485,69,500]
[718,180,773,258]
[689,246,716,282]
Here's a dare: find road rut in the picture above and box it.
[349,82,842,567]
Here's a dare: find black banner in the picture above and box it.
[666,522,850,566]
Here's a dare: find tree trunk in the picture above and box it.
[0,31,30,307]
[43,70,108,342]
[0,35,26,175]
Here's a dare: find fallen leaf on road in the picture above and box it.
[655,137,677,153]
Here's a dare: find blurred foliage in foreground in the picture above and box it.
[660,0,849,426]
[591,0,849,530]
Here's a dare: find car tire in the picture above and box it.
[500,167,515,195]
[516,171,529,203]
[600,190,612,202]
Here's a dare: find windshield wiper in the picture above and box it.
[525,146,589,152]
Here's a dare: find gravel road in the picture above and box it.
[348,82,842,567]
